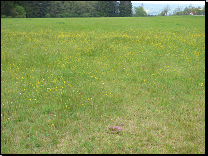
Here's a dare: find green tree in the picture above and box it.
[134,4,147,17]
[26,1,41,18]
[182,5,194,15]
[98,1,108,17]
[127,1,133,17]
[38,1,49,18]
[63,1,72,17]
[183,7,190,15]
[105,1,119,17]
[201,5,205,15]
[1,1,135,18]
[85,1,97,17]
[69,1,81,17]
[1,1,15,17]
[14,5,26,18]
[23,1,34,18]
[119,1,132,17]
[159,5,171,16]
[173,6,183,15]
[76,1,88,17]
[164,5,171,16]
[98,1,119,17]
[49,1,62,17]
[159,11,165,16]
[91,1,100,17]
[194,6,202,15]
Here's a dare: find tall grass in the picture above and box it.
[1,16,205,154]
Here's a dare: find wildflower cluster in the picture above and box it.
[107,126,121,134]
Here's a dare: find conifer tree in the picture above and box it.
[119,1,132,17]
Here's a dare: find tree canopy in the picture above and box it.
[1,1,132,18]
[134,3,147,17]
[1,1,205,18]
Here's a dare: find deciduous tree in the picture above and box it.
[134,3,147,17]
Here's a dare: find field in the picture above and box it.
[1,16,205,154]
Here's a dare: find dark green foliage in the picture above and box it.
[98,1,117,17]
[119,1,132,17]
[1,1,15,16]
[1,1,133,18]
[97,1,120,17]
[2,1,204,18]
[55,13,60,18]
[45,13,51,18]
[98,1,108,17]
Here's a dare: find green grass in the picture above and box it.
[1,16,205,154]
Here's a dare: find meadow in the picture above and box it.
[1,16,205,154]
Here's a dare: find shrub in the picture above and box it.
[55,13,60,18]
[65,13,70,18]
[81,13,90,17]
[69,13,79,17]
[1,15,7,18]
[16,15,24,18]
[45,13,51,18]
[60,14,65,18]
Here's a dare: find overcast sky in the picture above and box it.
[133,1,205,5]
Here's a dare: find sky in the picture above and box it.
[132,1,205,5]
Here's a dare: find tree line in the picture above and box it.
[171,4,205,16]
[133,4,205,17]
[1,1,132,18]
[1,1,205,18]
[158,4,205,16]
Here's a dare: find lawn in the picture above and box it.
[1,16,205,154]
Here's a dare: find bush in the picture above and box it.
[1,15,6,18]
[69,13,79,17]
[55,13,60,18]
[81,13,90,17]
[45,13,51,18]
[93,12,100,17]
[60,14,65,18]
[16,15,24,18]
[65,13,70,18]
[14,5,26,18]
